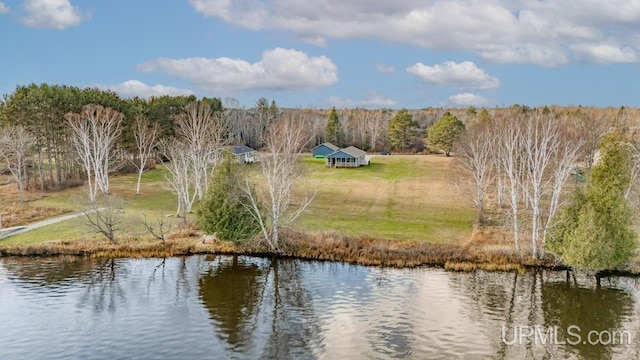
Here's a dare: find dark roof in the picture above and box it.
[312,142,339,151]
[231,145,255,155]
[327,146,366,158]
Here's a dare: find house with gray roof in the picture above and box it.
[312,142,339,158]
[325,146,367,168]
[230,145,256,163]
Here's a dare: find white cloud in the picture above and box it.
[375,64,396,73]
[0,2,10,14]
[570,43,637,64]
[328,92,396,109]
[448,93,498,108]
[138,47,338,93]
[95,80,195,99]
[406,61,500,91]
[189,0,640,66]
[21,0,88,30]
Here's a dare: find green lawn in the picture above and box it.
[3,155,475,245]
[295,155,474,243]
[4,166,186,244]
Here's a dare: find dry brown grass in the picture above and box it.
[0,203,69,228]
[0,177,49,202]
[0,178,71,227]
[272,229,550,269]
[0,226,553,272]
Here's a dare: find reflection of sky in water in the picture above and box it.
[304,265,494,359]
[0,256,639,359]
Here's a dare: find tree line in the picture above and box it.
[3,83,640,263]
[455,105,640,271]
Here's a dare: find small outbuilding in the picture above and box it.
[312,142,339,158]
[231,145,256,163]
[326,146,367,168]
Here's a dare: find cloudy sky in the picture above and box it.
[1,0,640,109]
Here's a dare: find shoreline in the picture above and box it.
[4,228,640,278]
[0,229,575,274]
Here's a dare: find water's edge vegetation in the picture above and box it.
[0,228,563,273]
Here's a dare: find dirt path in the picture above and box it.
[0,211,96,240]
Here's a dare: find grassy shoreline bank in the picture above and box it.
[0,229,558,273]
[4,155,637,275]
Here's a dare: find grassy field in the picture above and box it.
[0,155,475,245]
[0,167,189,245]
[296,155,474,243]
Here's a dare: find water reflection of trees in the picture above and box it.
[1,257,130,312]
[198,256,322,358]
[260,259,323,359]
[1,256,99,288]
[542,281,634,359]
[77,258,127,312]
[449,270,637,359]
[199,256,266,351]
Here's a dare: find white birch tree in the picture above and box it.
[159,138,193,220]
[522,113,558,259]
[0,125,34,203]
[520,112,584,259]
[66,105,123,202]
[175,101,231,201]
[456,122,494,222]
[130,116,160,195]
[240,113,315,251]
[497,115,523,253]
[540,130,583,251]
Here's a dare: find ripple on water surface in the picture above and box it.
[1,257,639,359]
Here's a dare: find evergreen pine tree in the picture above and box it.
[197,151,260,242]
[325,107,345,147]
[427,112,465,156]
[387,108,418,152]
[548,132,637,270]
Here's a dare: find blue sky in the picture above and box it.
[1,0,640,109]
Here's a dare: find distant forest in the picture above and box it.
[1,83,637,193]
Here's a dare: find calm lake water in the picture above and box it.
[1,256,640,359]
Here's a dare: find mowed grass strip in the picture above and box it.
[295,155,474,243]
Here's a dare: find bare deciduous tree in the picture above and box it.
[520,112,584,258]
[522,113,560,259]
[175,101,232,202]
[241,113,316,251]
[571,110,609,169]
[160,101,232,219]
[456,122,494,222]
[141,212,172,245]
[0,125,34,203]
[66,105,123,202]
[130,116,160,195]
[541,127,583,251]
[159,138,193,220]
[497,113,523,253]
[79,195,124,244]
[482,111,584,258]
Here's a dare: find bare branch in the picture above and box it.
[239,113,315,251]
[0,125,34,203]
[130,116,160,195]
[66,105,123,202]
[141,212,172,245]
[78,195,124,244]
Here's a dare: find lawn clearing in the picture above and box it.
[2,156,475,246]
[2,166,188,244]
[295,155,475,243]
